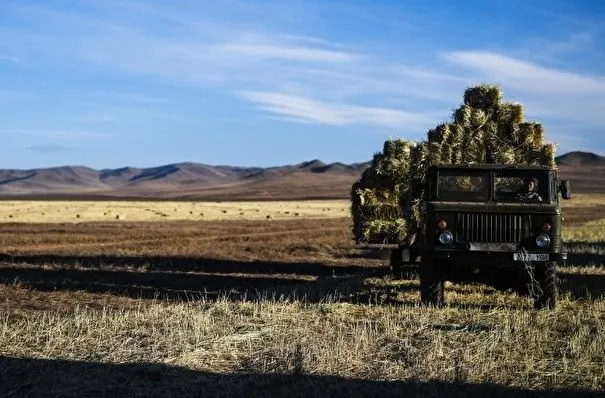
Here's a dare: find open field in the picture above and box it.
[0,198,604,396]
[0,200,350,223]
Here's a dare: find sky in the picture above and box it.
[1,0,604,169]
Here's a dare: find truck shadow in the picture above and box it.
[0,253,374,277]
[563,241,605,266]
[0,252,603,307]
[558,272,605,301]
[0,253,401,304]
[1,356,600,398]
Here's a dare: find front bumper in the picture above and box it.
[432,247,566,263]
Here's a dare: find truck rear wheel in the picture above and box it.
[420,254,443,307]
[390,248,403,279]
[533,261,557,309]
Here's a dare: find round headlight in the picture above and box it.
[536,234,551,248]
[438,231,453,245]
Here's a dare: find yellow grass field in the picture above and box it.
[0,194,603,224]
[1,196,604,396]
[0,200,351,223]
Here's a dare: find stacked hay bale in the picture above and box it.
[351,139,415,243]
[351,84,557,245]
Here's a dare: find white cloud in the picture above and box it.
[215,43,356,63]
[443,51,605,95]
[0,129,110,139]
[2,1,605,142]
[26,145,74,154]
[442,51,605,127]
[239,91,435,129]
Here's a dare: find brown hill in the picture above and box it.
[0,152,601,199]
[556,152,605,193]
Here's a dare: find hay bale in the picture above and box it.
[363,219,407,244]
[541,144,557,168]
[427,141,443,166]
[497,103,524,139]
[470,109,488,129]
[463,84,503,111]
[517,123,535,148]
[454,105,472,125]
[532,124,545,150]
[351,139,416,243]
[496,146,518,165]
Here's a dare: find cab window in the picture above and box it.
[494,171,549,203]
[436,171,490,201]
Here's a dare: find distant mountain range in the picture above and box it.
[0,151,602,200]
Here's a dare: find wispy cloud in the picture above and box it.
[2,1,605,143]
[0,54,22,64]
[239,91,436,129]
[26,145,74,154]
[444,51,605,94]
[73,112,117,124]
[1,129,110,139]
[215,43,357,63]
[442,51,605,127]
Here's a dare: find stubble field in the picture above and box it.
[0,197,604,397]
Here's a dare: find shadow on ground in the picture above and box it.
[0,356,600,398]
[0,253,375,276]
[0,254,396,304]
[0,245,603,305]
[563,241,605,266]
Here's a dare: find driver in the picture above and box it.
[517,177,542,202]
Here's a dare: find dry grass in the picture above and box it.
[0,199,604,396]
[1,293,604,397]
[0,200,349,223]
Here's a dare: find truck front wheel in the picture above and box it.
[533,261,557,310]
[420,254,444,307]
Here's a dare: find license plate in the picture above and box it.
[513,253,549,262]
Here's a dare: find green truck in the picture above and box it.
[389,163,572,309]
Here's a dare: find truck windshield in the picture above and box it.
[437,170,490,201]
[495,171,550,203]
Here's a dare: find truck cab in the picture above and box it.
[420,164,571,309]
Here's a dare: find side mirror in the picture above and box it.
[560,180,572,200]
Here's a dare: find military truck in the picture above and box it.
[390,163,571,309]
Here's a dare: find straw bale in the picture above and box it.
[496,146,518,165]
[470,109,488,129]
[532,124,545,150]
[463,84,503,111]
[454,105,472,125]
[497,103,524,139]
[517,123,535,147]
[541,144,557,168]
[362,219,407,244]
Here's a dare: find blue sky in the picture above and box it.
[1,0,604,169]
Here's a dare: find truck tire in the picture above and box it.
[390,248,403,279]
[420,254,444,307]
[533,261,557,310]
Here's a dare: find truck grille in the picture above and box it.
[456,213,528,243]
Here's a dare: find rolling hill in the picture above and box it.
[0,152,601,200]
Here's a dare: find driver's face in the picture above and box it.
[525,181,536,192]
